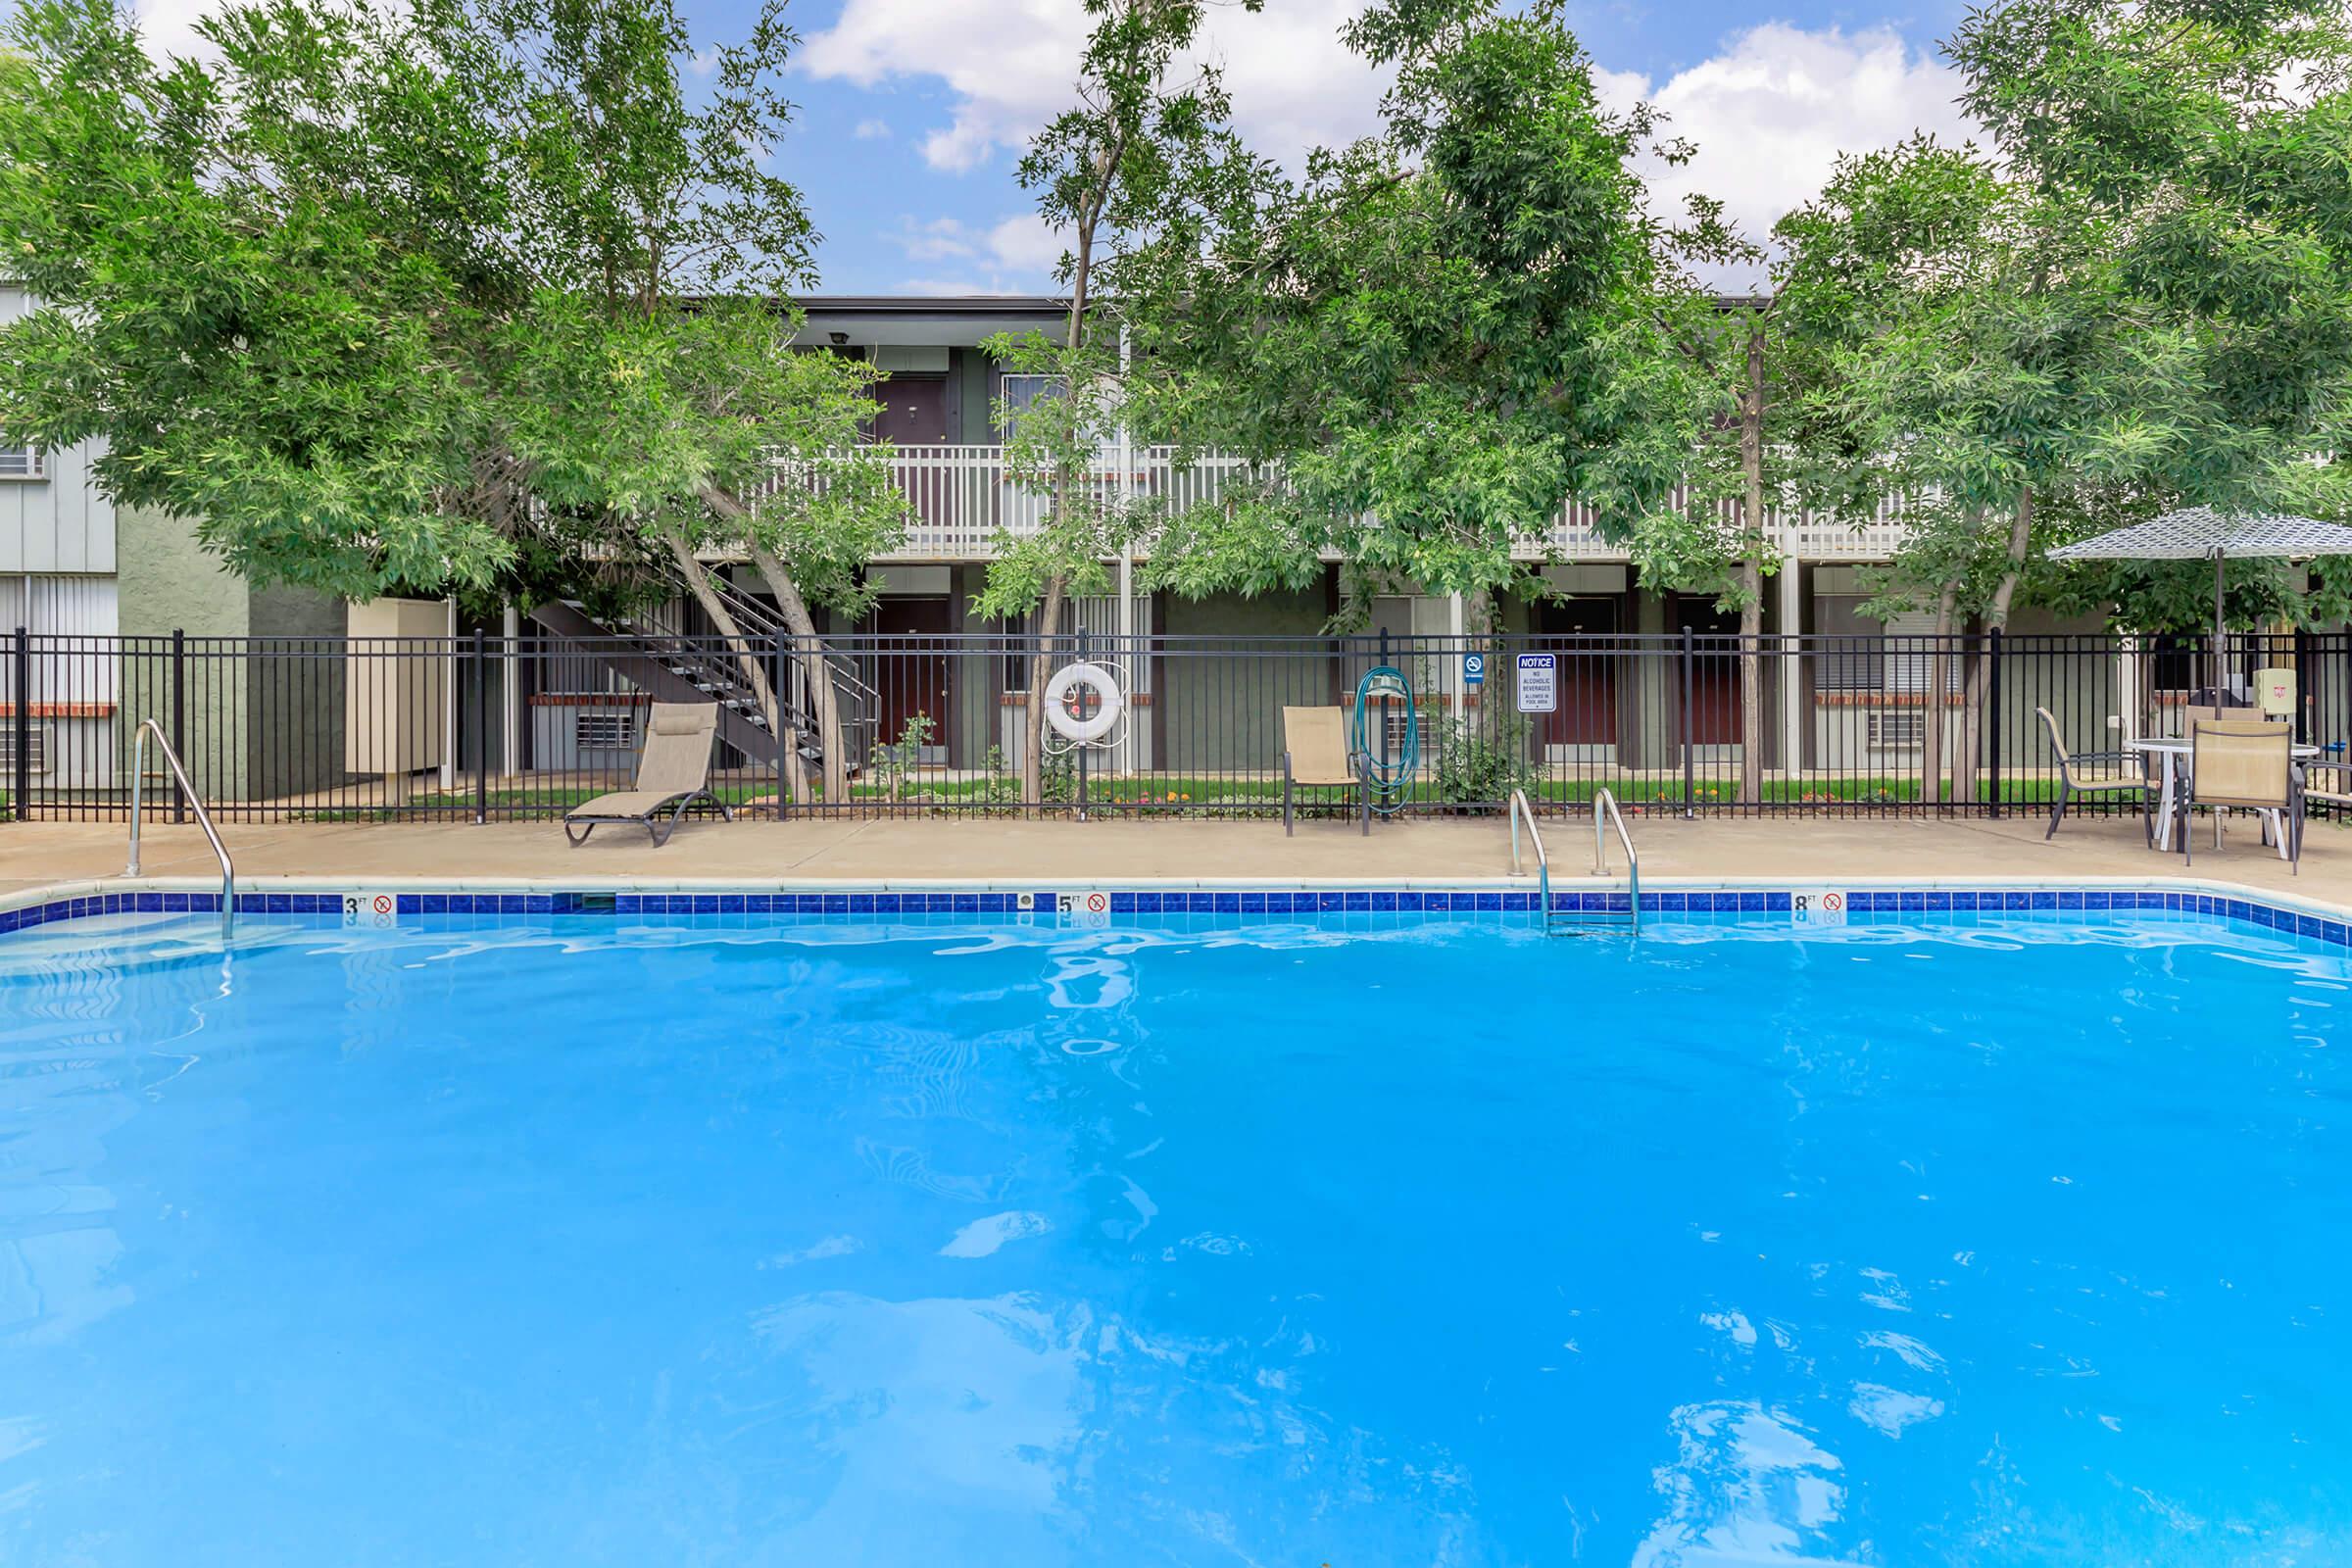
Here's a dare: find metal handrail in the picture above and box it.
[125,718,233,941]
[1592,787,1640,935]
[1507,788,1550,920]
[697,568,884,711]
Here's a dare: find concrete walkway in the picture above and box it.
[7,809,2349,900]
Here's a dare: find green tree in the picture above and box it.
[969,0,1264,796]
[1775,0,2352,804]
[1778,135,2211,803]
[1136,0,1706,652]
[0,0,906,802]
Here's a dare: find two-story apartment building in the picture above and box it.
[624,295,2085,782]
[8,284,2100,803]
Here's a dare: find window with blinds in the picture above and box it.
[1816,598,1961,693]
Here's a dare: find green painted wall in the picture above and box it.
[1158,589,1331,772]
[948,565,996,770]
[952,347,998,444]
[116,504,248,638]
[115,503,346,804]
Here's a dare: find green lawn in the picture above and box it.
[270,770,2149,821]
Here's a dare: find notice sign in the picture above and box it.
[1790,890,1846,927]
[1057,891,1110,928]
[1515,653,1558,714]
[344,891,399,930]
[1462,652,1486,688]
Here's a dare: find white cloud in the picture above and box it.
[887,213,1064,289]
[854,118,893,140]
[896,275,1000,296]
[1609,24,1977,288]
[131,0,223,62]
[801,0,1381,175]
[980,212,1061,273]
[808,8,1977,293]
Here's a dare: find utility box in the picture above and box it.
[345,598,449,798]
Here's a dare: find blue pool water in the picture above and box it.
[1,906,2348,1566]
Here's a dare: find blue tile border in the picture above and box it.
[8,881,2352,950]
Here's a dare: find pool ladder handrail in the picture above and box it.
[124,718,234,942]
[1592,787,1640,935]
[1507,787,1549,920]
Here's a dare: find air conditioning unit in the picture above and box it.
[0,722,50,776]
[1868,710,1926,751]
[574,710,638,753]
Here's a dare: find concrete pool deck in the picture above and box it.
[5,810,2349,904]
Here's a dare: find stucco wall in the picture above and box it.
[1158,589,1331,772]
[114,504,346,803]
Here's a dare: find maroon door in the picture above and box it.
[871,376,950,446]
[1537,598,1619,747]
[1672,596,1742,745]
[869,597,954,749]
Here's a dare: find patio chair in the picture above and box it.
[2184,720,2299,873]
[1281,706,1371,837]
[2035,707,2153,842]
[2297,756,2352,851]
[563,702,732,848]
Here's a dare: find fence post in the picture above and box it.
[11,627,27,823]
[1985,627,2003,818]
[1680,625,1695,819]
[2294,626,2312,745]
[472,626,489,824]
[1075,625,1090,823]
[1377,627,1393,781]
[171,628,186,825]
[774,631,788,820]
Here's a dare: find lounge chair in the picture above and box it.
[2184,720,2298,872]
[564,702,732,848]
[1281,706,1370,836]
[2036,707,2154,842]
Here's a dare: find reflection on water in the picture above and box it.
[1634,1402,1854,1568]
[0,909,2345,1564]
[751,1291,1096,1561]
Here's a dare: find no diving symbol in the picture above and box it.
[371,895,394,915]
[1821,893,1843,912]
[1084,893,1108,914]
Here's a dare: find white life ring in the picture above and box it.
[1044,661,1126,744]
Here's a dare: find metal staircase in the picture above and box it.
[529,573,878,779]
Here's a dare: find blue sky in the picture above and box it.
[748,0,1978,295]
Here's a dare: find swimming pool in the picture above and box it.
[2,898,2347,1565]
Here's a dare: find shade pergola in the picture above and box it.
[2049,507,2352,696]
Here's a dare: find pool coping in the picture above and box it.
[8,870,2352,945]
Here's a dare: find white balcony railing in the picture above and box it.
[755,444,1911,564]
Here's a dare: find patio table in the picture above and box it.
[2126,736,2317,858]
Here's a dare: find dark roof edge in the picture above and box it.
[794,294,1071,315]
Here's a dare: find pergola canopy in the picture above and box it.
[2049,507,2352,562]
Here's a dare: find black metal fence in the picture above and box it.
[6,626,2346,824]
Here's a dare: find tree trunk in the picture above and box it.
[661,532,808,804]
[1018,191,1099,807]
[1737,316,1767,804]
[1739,560,1764,803]
[1953,487,2034,806]
[747,540,848,803]
[1921,584,1958,808]
[1024,575,1066,804]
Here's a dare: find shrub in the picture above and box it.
[1432,714,1539,806]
